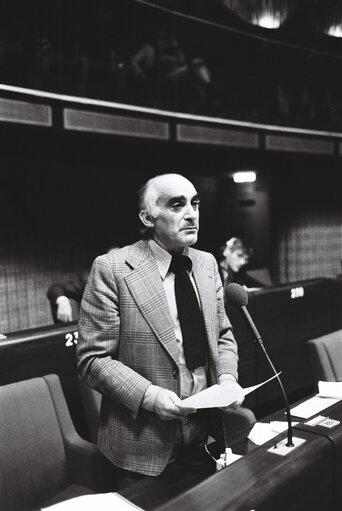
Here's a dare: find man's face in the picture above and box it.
[150,176,200,253]
[223,246,248,273]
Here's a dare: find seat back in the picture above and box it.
[77,375,102,443]
[245,268,273,287]
[307,329,342,382]
[223,407,256,444]
[0,376,70,511]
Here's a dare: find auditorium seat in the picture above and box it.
[223,406,256,444]
[77,374,102,443]
[245,268,273,287]
[307,330,342,382]
[0,374,115,511]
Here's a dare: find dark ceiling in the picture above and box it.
[141,0,342,57]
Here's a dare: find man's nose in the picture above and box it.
[184,204,198,219]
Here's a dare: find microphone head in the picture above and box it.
[225,283,248,308]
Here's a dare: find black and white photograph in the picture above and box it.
[1,1,342,510]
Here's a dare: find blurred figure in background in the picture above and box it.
[219,237,272,290]
[47,270,89,324]
[218,237,257,289]
[219,237,250,287]
[47,247,120,323]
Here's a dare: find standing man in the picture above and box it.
[77,173,243,483]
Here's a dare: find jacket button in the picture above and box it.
[172,367,178,378]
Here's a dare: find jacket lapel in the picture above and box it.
[125,241,180,365]
[190,250,217,360]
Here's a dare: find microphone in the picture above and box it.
[225,283,294,448]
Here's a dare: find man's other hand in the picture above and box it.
[219,379,245,411]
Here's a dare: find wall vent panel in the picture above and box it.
[64,109,169,139]
[266,134,334,154]
[0,98,52,126]
[177,124,259,148]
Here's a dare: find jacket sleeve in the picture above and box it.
[76,255,152,419]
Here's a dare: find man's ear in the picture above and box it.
[139,210,155,228]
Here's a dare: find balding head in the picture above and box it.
[138,174,191,217]
[138,173,200,253]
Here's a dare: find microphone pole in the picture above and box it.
[225,284,294,448]
[240,305,294,447]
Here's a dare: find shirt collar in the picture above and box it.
[149,239,191,280]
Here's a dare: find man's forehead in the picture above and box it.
[155,176,198,200]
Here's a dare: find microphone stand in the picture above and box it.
[241,305,295,448]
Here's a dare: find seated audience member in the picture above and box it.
[219,237,263,289]
[47,270,89,323]
[155,29,211,111]
[127,39,156,104]
[48,247,120,323]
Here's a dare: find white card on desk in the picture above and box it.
[290,395,341,419]
[318,381,342,399]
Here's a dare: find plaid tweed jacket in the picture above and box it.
[77,240,238,476]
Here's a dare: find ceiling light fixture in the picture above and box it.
[251,11,284,29]
[233,171,257,183]
[327,25,342,38]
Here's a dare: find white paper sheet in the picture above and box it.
[42,492,144,510]
[290,395,341,419]
[270,420,299,433]
[318,380,342,399]
[248,423,278,445]
[247,421,299,446]
[179,373,280,409]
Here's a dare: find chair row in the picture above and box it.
[0,374,116,511]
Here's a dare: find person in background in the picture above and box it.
[219,237,254,288]
[47,247,120,323]
[76,173,244,486]
[47,270,89,323]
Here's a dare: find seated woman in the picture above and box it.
[218,237,264,289]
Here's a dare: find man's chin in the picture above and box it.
[181,232,198,246]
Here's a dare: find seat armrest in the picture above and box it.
[64,432,117,492]
[223,406,256,444]
[43,374,116,491]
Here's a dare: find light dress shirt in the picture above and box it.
[149,239,208,399]
[142,240,236,410]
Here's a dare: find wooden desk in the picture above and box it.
[294,398,342,511]
[120,419,334,511]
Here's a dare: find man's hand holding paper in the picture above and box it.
[218,378,245,411]
[179,373,280,409]
[179,382,244,409]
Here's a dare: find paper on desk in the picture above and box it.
[318,380,342,399]
[270,421,299,434]
[180,373,280,409]
[290,395,341,419]
[247,421,299,446]
[248,423,277,445]
[41,492,144,510]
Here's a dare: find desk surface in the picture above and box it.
[120,401,338,511]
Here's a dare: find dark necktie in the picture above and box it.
[169,254,207,370]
